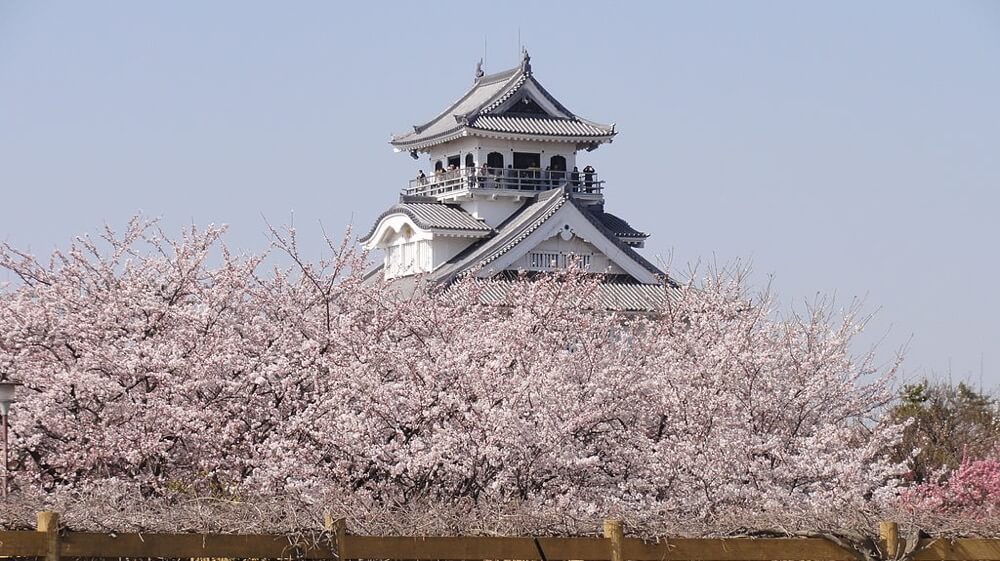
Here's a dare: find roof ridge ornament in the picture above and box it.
[474,59,485,81]
[520,49,531,75]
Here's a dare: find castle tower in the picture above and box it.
[361,52,674,310]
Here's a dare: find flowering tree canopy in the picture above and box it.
[889,381,1000,484]
[0,218,905,534]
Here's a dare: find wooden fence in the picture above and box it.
[2,513,1000,561]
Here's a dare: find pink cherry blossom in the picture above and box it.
[0,218,907,532]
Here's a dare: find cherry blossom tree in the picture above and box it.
[0,218,906,533]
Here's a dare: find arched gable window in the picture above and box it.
[504,96,548,116]
[465,153,475,168]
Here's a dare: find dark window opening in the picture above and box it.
[447,155,461,169]
[465,153,475,168]
[513,152,541,170]
[486,152,504,169]
[549,155,567,183]
[434,160,444,171]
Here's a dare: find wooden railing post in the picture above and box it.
[36,511,60,561]
[879,521,899,560]
[603,519,623,561]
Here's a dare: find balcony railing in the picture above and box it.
[403,167,604,198]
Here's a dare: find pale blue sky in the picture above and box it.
[1,1,998,387]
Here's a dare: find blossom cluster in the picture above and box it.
[0,218,906,532]
[900,452,1000,517]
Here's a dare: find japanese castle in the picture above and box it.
[362,52,675,310]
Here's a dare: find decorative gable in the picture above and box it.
[502,96,549,116]
[480,197,661,284]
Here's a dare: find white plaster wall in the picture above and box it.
[426,138,579,173]
[459,199,524,227]
[427,138,480,172]
[430,236,477,270]
[471,138,578,172]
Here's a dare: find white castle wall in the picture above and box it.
[426,138,578,173]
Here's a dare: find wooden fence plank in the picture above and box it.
[5,528,1000,561]
[622,537,864,561]
[0,530,48,556]
[59,532,335,559]
[912,539,1000,561]
[343,535,611,560]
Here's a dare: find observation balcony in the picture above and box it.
[402,167,604,202]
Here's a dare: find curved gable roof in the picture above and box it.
[390,55,615,151]
[359,201,493,244]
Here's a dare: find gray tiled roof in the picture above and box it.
[389,70,516,150]
[473,275,677,312]
[470,115,613,137]
[359,202,492,243]
[390,60,615,151]
[591,209,649,239]
[364,188,675,310]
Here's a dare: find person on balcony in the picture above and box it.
[416,170,427,185]
[571,166,581,192]
[527,164,540,190]
[478,162,489,188]
[583,165,595,192]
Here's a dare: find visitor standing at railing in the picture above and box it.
[528,165,540,190]
[477,163,488,188]
[571,166,581,192]
[583,165,595,192]
[416,170,427,185]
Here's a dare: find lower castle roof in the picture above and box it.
[362,187,676,311]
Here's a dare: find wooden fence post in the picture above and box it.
[603,519,623,561]
[879,521,899,560]
[36,511,60,561]
[330,517,347,561]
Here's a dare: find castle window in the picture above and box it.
[530,252,560,269]
[513,152,540,170]
[549,155,567,172]
[528,252,592,270]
